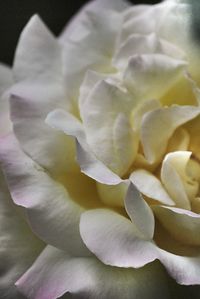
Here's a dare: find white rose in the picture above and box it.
[1,0,200,298]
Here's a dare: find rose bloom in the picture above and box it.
[1,0,200,298]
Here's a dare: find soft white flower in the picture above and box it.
[1,0,200,298]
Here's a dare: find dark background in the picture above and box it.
[0,0,160,66]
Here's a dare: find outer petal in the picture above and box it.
[16,245,174,299]
[10,15,77,176]
[80,209,157,268]
[141,105,200,164]
[60,0,129,42]
[80,80,138,175]
[0,134,88,256]
[46,109,123,185]
[0,170,44,298]
[10,81,78,177]
[79,206,200,285]
[13,15,63,82]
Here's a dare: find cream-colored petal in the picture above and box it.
[141,105,200,163]
[131,99,161,131]
[123,54,186,101]
[13,15,62,82]
[96,181,128,207]
[46,109,123,185]
[160,151,191,209]
[153,205,200,246]
[130,170,174,206]
[80,80,138,175]
[114,33,185,70]
[125,183,155,240]
[167,127,190,152]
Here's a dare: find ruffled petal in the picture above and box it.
[0,134,88,256]
[16,245,174,299]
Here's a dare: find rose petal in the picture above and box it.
[130,169,174,206]
[16,245,173,299]
[160,151,191,209]
[114,33,185,70]
[0,134,88,255]
[14,15,62,82]
[0,170,44,298]
[123,54,186,101]
[10,14,77,176]
[141,105,200,164]
[80,80,138,175]
[125,183,155,239]
[80,209,157,268]
[46,109,123,185]
[59,6,122,105]
[153,205,200,246]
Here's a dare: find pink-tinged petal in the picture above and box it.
[13,15,62,82]
[0,134,89,256]
[0,64,13,136]
[80,209,157,268]
[130,169,174,206]
[0,170,44,298]
[153,205,200,246]
[141,105,200,164]
[16,245,173,299]
[46,109,123,185]
[125,183,155,240]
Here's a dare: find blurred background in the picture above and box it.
[0,0,160,66]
